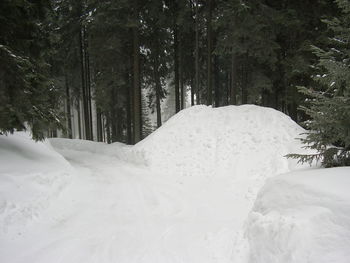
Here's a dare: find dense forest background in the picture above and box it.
[0,0,349,156]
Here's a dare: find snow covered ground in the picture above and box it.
[1,105,349,263]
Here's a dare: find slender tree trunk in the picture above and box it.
[96,108,102,142]
[195,0,200,104]
[230,53,237,105]
[125,60,132,144]
[242,59,248,104]
[77,99,82,139]
[132,20,142,144]
[214,55,220,107]
[179,36,185,109]
[155,73,162,128]
[84,27,93,140]
[79,26,90,140]
[153,56,162,127]
[174,23,180,112]
[65,75,72,139]
[206,0,213,106]
[190,77,195,106]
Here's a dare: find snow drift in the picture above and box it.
[246,167,350,263]
[134,105,305,177]
[0,132,72,234]
[3,105,348,263]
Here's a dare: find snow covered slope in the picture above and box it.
[2,105,348,263]
[246,167,350,263]
[0,132,72,234]
[133,105,305,177]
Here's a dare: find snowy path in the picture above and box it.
[1,144,257,263]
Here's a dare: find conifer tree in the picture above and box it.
[0,0,63,140]
[288,0,350,167]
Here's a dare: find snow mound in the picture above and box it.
[0,132,72,234]
[134,105,305,177]
[246,167,350,263]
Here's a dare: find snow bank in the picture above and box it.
[0,132,72,234]
[246,167,350,263]
[134,105,305,177]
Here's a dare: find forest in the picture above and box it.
[1,1,350,262]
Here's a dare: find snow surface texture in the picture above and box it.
[134,105,305,177]
[1,105,349,263]
[246,168,350,263]
[0,132,72,234]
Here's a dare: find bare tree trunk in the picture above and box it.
[65,74,72,139]
[174,22,180,112]
[190,77,195,106]
[126,56,132,144]
[96,108,103,142]
[195,0,200,105]
[230,53,237,105]
[242,57,248,104]
[179,37,185,109]
[214,55,220,107]
[77,99,82,139]
[206,0,213,106]
[79,26,90,140]
[84,27,93,140]
[154,58,162,128]
[132,10,142,143]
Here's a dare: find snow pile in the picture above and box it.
[0,132,72,234]
[134,105,305,177]
[246,167,350,263]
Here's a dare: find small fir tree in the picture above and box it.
[288,0,350,167]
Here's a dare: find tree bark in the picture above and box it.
[96,108,103,142]
[195,0,200,104]
[79,25,91,140]
[174,21,180,112]
[84,27,93,140]
[65,74,72,139]
[77,99,82,139]
[206,0,213,106]
[230,53,237,105]
[214,55,220,107]
[132,20,142,144]
[154,57,162,128]
[179,36,185,109]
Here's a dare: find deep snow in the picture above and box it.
[0,105,349,263]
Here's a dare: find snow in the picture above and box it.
[0,132,72,234]
[0,105,349,263]
[246,167,350,263]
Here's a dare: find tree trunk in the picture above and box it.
[190,77,195,106]
[195,0,200,105]
[154,58,162,128]
[77,99,82,139]
[179,36,185,109]
[84,27,93,140]
[132,21,142,144]
[79,25,90,140]
[230,53,237,105]
[242,58,248,104]
[206,0,213,106]
[96,108,103,142]
[65,74,72,139]
[125,60,132,144]
[214,55,220,107]
[174,23,180,112]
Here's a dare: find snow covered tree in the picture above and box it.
[288,0,350,167]
[0,0,63,140]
